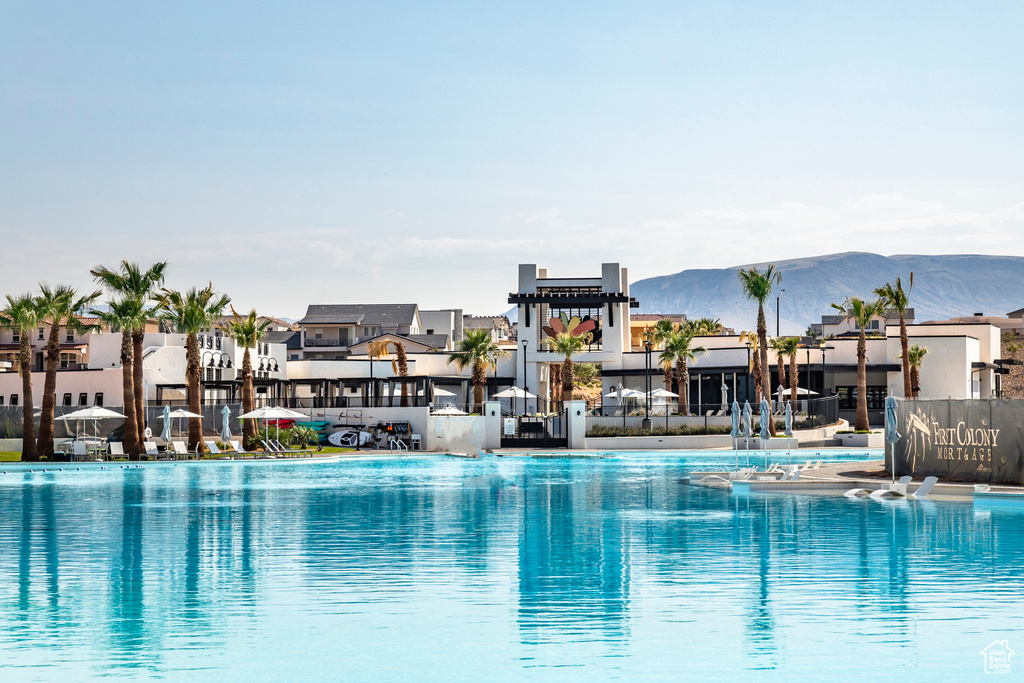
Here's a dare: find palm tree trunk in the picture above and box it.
[911,365,921,399]
[899,314,911,398]
[186,333,204,453]
[397,345,409,407]
[241,348,256,443]
[788,353,798,404]
[132,330,146,444]
[776,354,785,394]
[472,362,485,413]
[120,333,141,460]
[37,323,61,459]
[550,363,561,410]
[752,355,762,403]
[757,304,775,435]
[19,335,37,461]
[676,360,688,415]
[855,330,869,431]
[561,357,574,407]
[663,363,672,393]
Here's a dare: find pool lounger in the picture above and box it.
[867,476,937,500]
[846,476,911,498]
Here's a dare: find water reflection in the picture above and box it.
[0,459,1023,679]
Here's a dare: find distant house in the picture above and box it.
[346,332,452,356]
[463,315,512,343]
[420,309,463,342]
[295,304,423,360]
[809,307,915,339]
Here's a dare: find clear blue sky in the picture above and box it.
[2,1,1022,317]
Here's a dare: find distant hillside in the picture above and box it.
[630,252,1024,335]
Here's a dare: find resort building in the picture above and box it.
[294,304,425,360]
[629,314,686,351]
[464,314,514,344]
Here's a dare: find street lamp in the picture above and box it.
[776,289,785,337]
[745,341,753,403]
[642,340,653,431]
[521,339,529,416]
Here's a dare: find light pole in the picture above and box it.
[745,341,752,403]
[776,288,785,337]
[642,340,652,431]
[521,339,529,416]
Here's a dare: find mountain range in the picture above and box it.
[629,252,1024,335]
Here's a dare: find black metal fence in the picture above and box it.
[590,396,839,429]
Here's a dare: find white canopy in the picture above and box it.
[492,386,537,399]
[166,409,203,419]
[773,387,819,397]
[238,406,307,419]
[56,406,127,420]
[604,388,644,399]
[388,386,457,397]
[432,406,468,415]
[647,388,679,398]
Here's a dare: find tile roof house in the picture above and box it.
[295,304,423,360]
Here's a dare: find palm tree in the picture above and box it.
[898,345,928,398]
[649,320,678,391]
[367,338,411,407]
[92,299,146,459]
[34,285,101,459]
[874,273,914,398]
[769,337,787,395]
[549,362,562,407]
[156,283,231,453]
[738,266,781,435]
[692,317,725,335]
[660,329,707,415]
[0,294,41,461]
[832,297,887,431]
[739,330,762,402]
[223,307,271,443]
[550,332,587,410]
[447,329,509,413]
[773,336,801,403]
[92,261,169,442]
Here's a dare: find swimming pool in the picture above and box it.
[1,452,1021,681]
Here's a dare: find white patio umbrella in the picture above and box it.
[56,406,127,442]
[605,387,643,398]
[431,386,456,397]
[431,405,468,416]
[494,385,538,417]
[646,388,678,397]
[237,406,306,443]
[773,387,819,397]
[166,409,202,441]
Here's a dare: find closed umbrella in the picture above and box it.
[784,402,794,438]
[731,399,740,470]
[742,401,752,468]
[160,406,171,442]
[885,395,902,483]
[220,405,232,442]
[759,397,772,471]
[720,383,729,413]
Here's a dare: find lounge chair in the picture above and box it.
[144,441,159,456]
[72,441,87,461]
[171,441,189,458]
[910,476,938,499]
[204,440,222,455]
[846,476,910,498]
[766,462,782,473]
[228,440,245,453]
[260,440,280,455]
[109,442,124,459]
[778,466,801,481]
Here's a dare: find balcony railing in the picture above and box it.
[304,338,351,348]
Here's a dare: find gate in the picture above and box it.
[500,410,567,448]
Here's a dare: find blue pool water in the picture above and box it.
[1,451,1022,681]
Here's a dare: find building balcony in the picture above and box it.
[304,338,352,348]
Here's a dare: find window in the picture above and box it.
[10,394,18,406]
[314,328,323,340]
[426,328,434,335]
[0,396,4,406]
[66,330,74,342]
[78,392,88,406]
[289,354,298,361]
[12,331,19,343]
[62,393,72,406]
[38,327,44,340]
[59,353,75,369]
[95,393,103,406]
[836,386,886,411]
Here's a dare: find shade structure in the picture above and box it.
[56,406,127,421]
[604,388,643,399]
[784,402,794,438]
[759,397,771,441]
[56,406,127,442]
[431,387,456,397]
[166,409,202,419]
[237,406,306,419]
[647,388,678,398]
[773,387,819,397]
[493,386,537,399]
[160,405,171,442]
[220,405,232,442]
[432,405,468,415]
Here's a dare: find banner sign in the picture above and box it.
[893,399,1024,485]
[503,418,516,436]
